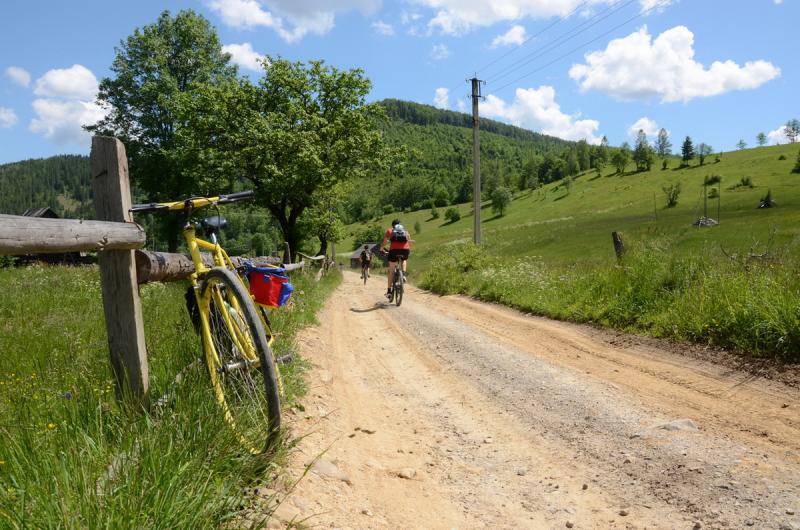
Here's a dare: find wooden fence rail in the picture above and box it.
[0,214,145,254]
[135,250,302,283]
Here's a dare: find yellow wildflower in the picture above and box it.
[47,423,56,430]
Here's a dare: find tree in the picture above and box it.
[633,129,654,172]
[757,132,767,147]
[793,149,800,174]
[612,143,631,174]
[681,136,695,165]
[592,136,610,169]
[785,119,800,143]
[737,139,747,150]
[697,143,713,165]
[444,207,460,223]
[576,140,591,171]
[172,58,391,261]
[490,186,512,216]
[88,10,237,251]
[655,128,672,158]
[662,183,681,208]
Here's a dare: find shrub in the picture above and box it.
[662,159,668,170]
[430,205,440,219]
[444,207,461,223]
[662,182,681,208]
[414,221,422,234]
[793,150,800,173]
[708,188,719,199]
[704,175,721,186]
[382,204,394,215]
[778,154,787,161]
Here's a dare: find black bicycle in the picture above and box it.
[390,256,406,307]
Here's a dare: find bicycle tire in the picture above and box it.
[200,267,281,453]
[394,270,404,306]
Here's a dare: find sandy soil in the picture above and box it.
[257,272,800,530]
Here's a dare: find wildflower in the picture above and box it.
[0,460,5,466]
[47,423,56,430]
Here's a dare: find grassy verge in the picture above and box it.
[420,241,800,361]
[0,265,340,528]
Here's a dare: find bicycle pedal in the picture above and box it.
[276,354,294,365]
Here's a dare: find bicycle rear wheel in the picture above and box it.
[394,270,404,306]
[200,267,281,453]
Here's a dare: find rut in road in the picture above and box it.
[252,272,800,530]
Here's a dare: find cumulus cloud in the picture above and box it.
[372,20,394,35]
[430,44,450,60]
[222,42,266,71]
[628,117,659,138]
[456,99,467,112]
[28,64,106,146]
[6,66,31,87]
[433,87,449,109]
[0,107,18,128]
[33,64,99,100]
[481,85,601,143]
[206,0,377,42]
[491,25,526,48]
[767,124,797,145]
[418,0,673,35]
[569,25,780,103]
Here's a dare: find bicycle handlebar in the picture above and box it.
[130,190,255,214]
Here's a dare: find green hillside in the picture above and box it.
[0,155,92,218]
[353,143,800,268]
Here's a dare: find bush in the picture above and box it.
[662,182,681,208]
[708,188,719,199]
[662,159,668,170]
[444,207,461,224]
[793,150,800,173]
[414,221,422,234]
[382,204,394,215]
[430,205,440,219]
[704,175,721,186]
[778,154,787,161]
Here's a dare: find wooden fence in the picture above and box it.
[0,136,309,405]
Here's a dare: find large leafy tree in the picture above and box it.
[172,58,391,261]
[87,10,237,250]
[633,129,654,172]
[655,128,672,158]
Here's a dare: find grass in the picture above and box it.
[345,143,800,359]
[0,264,340,528]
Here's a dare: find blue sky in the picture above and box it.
[0,0,797,164]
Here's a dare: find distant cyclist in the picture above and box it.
[359,244,372,280]
[379,219,411,300]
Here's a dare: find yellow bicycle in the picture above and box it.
[132,191,283,453]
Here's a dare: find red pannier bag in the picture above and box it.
[245,265,294,308]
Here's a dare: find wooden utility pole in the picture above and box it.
[470,77,484,245]
[91,136,150,403]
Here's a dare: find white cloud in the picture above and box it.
[430,43,450,60]
[0,107,18,128]
[774,0,783,3]
[33,64,99,100]
[206,0,377,42]
[6,66,31,87]
[418,0,673,35]
[767,124,797,145]
[372,20,394,36]
[628,117,659,138]
[433,87,449,109]
[222,42,266,71]
[481,85,601,143]
[29,99,106,146]
[28,64,106,146]
[491,25,526,48]
[569,25,780,103]
[456,99,467,112]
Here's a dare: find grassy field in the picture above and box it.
[0,265,340,528]
[345,143,800,269]
[344,143,800,359]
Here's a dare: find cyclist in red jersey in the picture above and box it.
[379,219,411,300]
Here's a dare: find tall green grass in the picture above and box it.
[0,265,340,528]
[420,241,800,361]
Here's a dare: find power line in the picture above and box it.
[491,0,672,93]
[487,0,637,86]
[475,0,592,78]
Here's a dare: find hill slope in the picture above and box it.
[0,155,92,218]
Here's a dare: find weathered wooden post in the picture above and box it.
[90,137,150,403]
[612,231,625,260]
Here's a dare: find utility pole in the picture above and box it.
[470,76,485,245]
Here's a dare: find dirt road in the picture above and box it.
[264,272,799,529]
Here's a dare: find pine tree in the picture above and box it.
[681,136,695,165]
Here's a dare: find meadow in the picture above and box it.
[0,265,340,528]
[346,143,800,359]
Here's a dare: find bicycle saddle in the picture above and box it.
[201,215,227,233]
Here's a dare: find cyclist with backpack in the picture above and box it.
[379,219,411,300]
[359,244,372,281]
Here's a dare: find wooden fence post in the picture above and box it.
[90,137,149,403]
[612,231,625,260]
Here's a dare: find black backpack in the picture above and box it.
[361,249,371,261]
[390,224,408,242]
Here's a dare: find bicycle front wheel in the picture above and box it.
[200,267,281,453]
